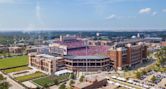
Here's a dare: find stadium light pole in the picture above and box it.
[86,39,88,75]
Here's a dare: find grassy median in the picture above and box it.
[15,71,46,82]
[3,66,31,74]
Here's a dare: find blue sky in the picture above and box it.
[0,0,166,31]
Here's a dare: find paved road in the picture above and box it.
[0,71,25,89]
[110,78,144,89]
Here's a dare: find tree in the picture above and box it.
[135,71,141,79]
[69,74,75,79]
[54,79,59,85]
[142,70,147,75]
[69,80,75,86]
[59,83,66,89]
[155,47,166,67]
[79,75,84,82]
[43,84,49,89]
[0,82,10,89]
[151,76,156,83]
[0,74,10,89]
[67,86,73,89]
[0,74,5,80]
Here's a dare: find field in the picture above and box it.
[33,76,55,87]
[15,71,46,82]
[33,74,70,87]
[3,66,31,74]
[0,55,28,69]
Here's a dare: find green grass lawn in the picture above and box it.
[15,71,46,82]
[0,55,28,69]
[33,76,55,87]
[33,74,70,87]
[3,66,31,74]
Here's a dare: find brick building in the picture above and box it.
[160,41,166,47]
[28,53,64,75]
[108,42,147,70]
[74,75,107,89]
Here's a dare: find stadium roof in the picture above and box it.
[64,55,108,60]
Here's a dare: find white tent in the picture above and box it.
[111,76,117,79]
[54,69,73,76]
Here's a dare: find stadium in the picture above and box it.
[49,36,112,72]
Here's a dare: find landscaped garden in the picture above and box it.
[33,74,71,87]
[0,55,28,69]
[2,66,31,74]
[15,71,46,82]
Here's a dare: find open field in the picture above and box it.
[3,66,31,74]
[15,71,46,82]
[0,55,28,69]
[33,74,70,87]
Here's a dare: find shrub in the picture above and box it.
[59,83,66,89]
[79,75,84,82]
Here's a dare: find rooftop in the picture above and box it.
[36,54,62,60]
[64,55,108,60]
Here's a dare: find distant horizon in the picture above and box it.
[0,28,166,32]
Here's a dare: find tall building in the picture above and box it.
[108,42,147,70]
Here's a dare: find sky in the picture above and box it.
[0,0,166,31]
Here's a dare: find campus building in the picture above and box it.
[160,41,166,47]
[108,42,147,70]
[74,75,107,89]
[8,46,24,55]
[87,40,112,46]
[28,53,64,75]
[0,44,8,52]
[28,54,111,74]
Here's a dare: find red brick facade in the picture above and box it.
[108,43,147,70]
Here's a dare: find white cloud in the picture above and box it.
[162,9,166,12]
[139,8,158,16]
[105,14,116,20]
[139,8,152,14]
